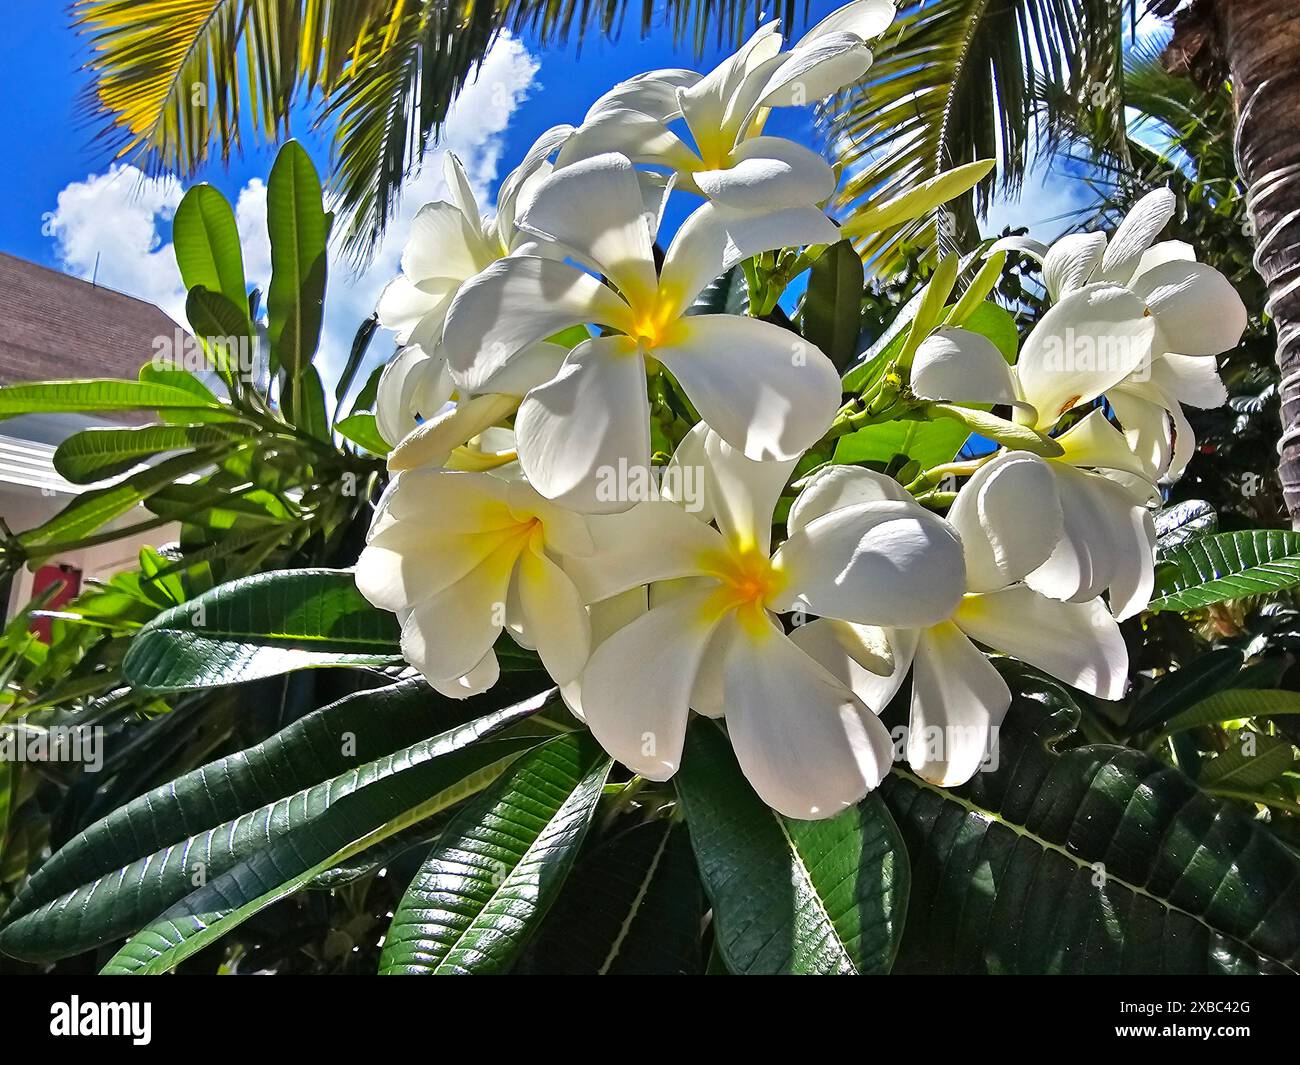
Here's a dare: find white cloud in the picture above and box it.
[43,33,541,403]
[43,165,187,325]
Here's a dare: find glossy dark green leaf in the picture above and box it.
[267,140,328,380]
[1162,689,1300,737]
[885,698,1300,974]
[379,731,611,974]
[802,240,864,373]
[101,734,536,975]
[1155,499,1217,552]
[1148,530,1300,612]
[53,424,239,484]
[335,314,380,402]
[1124,648,1244,734]
[687,265,748,316]
[122,568,401,692]
[0,680,548,964]
[522,821,704,974]
[674,719,909,975]
[172,183,248,310]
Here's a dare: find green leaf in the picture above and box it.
[1148,530,1300,612]
[53,424,238,484]
[172,184,248,310]
[1199,735,1296,789]
[1155,499,1218,551]
[335,412,391,455]
[885,697,1300,974]
[100,735,535,974]
[267,140,328,381]
[185,285,254,379]
[286,364,330,440]
[0,680,547,964]
[674,720,909,975]
[899,253,959,368]
[956,301,1019,362]
[122,568,401,692]
[687,265,749,316]
[834,415,971,471]
[1165,689,1300,736]
[378,731,611,974]
[0,379,229,420]
[1125,649,1244,735]
[19,448,232,547]
[335,314,379,403]
[521,821,704,975]
[801,240,864,373]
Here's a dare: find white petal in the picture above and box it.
[443,152,483,236]
[515,336,651,513]
[376,277,454,344]
[758,33,873,108]
[386,392,518,472]
[702,429,797,555]
[1025,462,1150,611]
[556,108,698,173]
[517,544,591,684]
[495,124,574,237]
[1016,283,1156,428]
[911,327,1017,404]
[1053,408,1156,480]
[382,468,515,528]
[689,616,737,718]
[907,621,1009,786]
[663,421,714,521]
[787,464,911,534]
[400,538,522,682]
[787,617,915,715]
[476,340,570,397]
[954,585,1128,699]
[694,136,836,212]
[1108,388,1174,481]
[356,522,517,612]
[375,345,454,446]
[516,152,659,306]
[561,587,648,719]
[566,501,726,602]
[1131,260,1248,356]
[442,255,630,391]
[1148,351,1228,409]
[987,235,1048,261]
[429,650,500,700]
[656,314,841,460]
[724,618,894,819]
[1133,239,1196,279]
[401,201,490,284]
[1099,187,1176,284]
[1043,231,1107,300]
[580,588,724,779]
[677,22,782,160]
[585,68,701,122]
[947,451,1063,591]
[798,0,897,44]
[772,500,966,627]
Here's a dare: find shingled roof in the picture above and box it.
[0,252,182,423]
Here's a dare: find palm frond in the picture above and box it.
[823,0,1123,275]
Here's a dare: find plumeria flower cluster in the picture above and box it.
[355,2,1248,820]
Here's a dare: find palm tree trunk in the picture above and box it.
[1217,0,1300,526]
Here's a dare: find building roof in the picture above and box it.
[0,252,182,423]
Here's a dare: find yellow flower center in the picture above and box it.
[701,545,787,638]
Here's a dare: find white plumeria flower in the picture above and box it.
[566,428,967,819]
[558,1,895,214]
[896,319,1160,617]
[993,189,1247,480]
[440,151,842,512]
[355,468,594,695]
[374,130,571,445]
[789,453,1128,786]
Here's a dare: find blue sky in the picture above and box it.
[0,3,1101,389]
